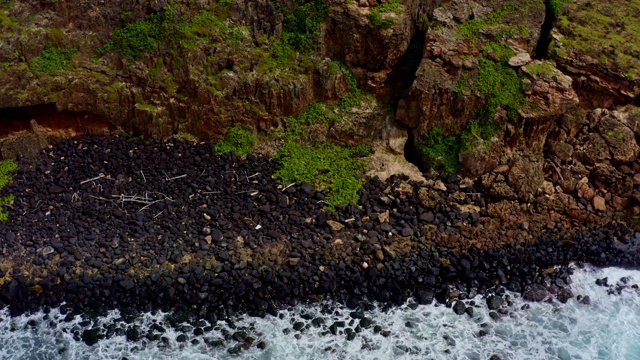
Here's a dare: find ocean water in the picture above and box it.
[1,265,639,360]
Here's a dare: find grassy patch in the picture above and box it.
[0,160,18,222]
[556,0,640,78]
[525,61,555,77]
[457,2,517,39]
[417,127,461,174]
[273,68,372,209]
[481,41,515,62]
[335,61,371,109]
[214,126,256,157]
[280,102,338,140]
[30,43,77,74]
[100,2,246,64]
[275,141,367,209]
[368,0,402,29]
[474,58,525,120]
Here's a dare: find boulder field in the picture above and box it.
[1,135,639,320]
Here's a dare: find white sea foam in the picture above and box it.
[1,265,639,360]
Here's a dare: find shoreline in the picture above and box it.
[0,135,639,321]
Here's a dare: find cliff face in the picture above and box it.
[1,0,640,211]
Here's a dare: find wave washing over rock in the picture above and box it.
[0,265,639,360]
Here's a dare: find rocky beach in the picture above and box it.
[0,135,639,357]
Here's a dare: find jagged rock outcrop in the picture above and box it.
[0,0,639,209]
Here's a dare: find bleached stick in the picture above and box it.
[282,182,296,192]
[166,174,187,181]
[80,174,105,185]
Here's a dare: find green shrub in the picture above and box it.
[99,6,177,61]
[337,62,367,109]
[48,27,65,46]
[30,42,77,74]
[281,0,327,54]
[549,0,567,18]
[259,0,327,72]
[214,126,255,157]
[417,127,461,175]
[275,140,367,209]
[0,9,17,30]
[0,160,18,222]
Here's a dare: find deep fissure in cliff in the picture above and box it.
[389,29,427,172]
[388,29,426,108]
[0,104,112,137]
[404,129,425,172]
[535,0,558,59]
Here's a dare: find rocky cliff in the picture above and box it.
[1,0,640,220]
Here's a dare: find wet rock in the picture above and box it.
[81,328,103,346]
[452,301,466,315]
[523,284,549,302]
[486,295,504,310]
[416,290,434,305]
[555,287,574,304]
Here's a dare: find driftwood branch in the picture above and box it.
[80,174,105,185]
[163,171,187,181]
[282,182,296,192]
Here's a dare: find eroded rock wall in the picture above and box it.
[0,0,639,209]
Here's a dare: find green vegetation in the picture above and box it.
[258,0,327,72]
[368,0,402,29]
[100,2,238,61]
[334,61,371,109]
[555,0,640,78]
[420,41,525,173]
[178,7,233,49]
[474,58,525,120]
[271,61,372,209]
[99,6,178,61]
[214,126,256,157]
[275,141,367,209]
[30,42,77,74]
[525,61,554,77]
[481,41,515,62]
[0,160,18,222]
[280,0,327,54]
[548,0,567,18]
[417,127,461,174]
[457,2,517,39]
[48,27,64,45]
[0,10,17,30]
